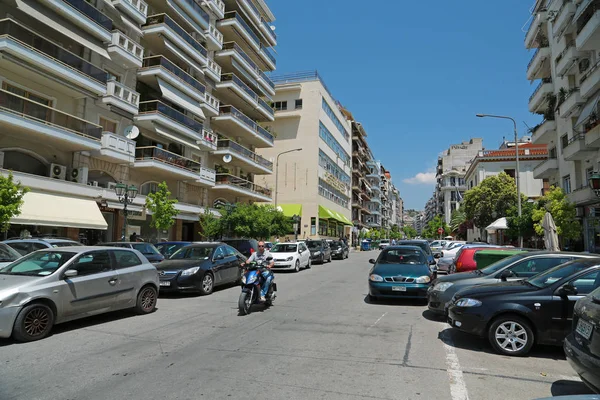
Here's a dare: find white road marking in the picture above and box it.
[367,312,387,330]
[558,375,582,381]
[440,324,470,400]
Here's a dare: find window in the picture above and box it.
[105,69,121,82]
[71,251,112,276]
[563,175,572,194]
[113,250,142,269]
[273,101,287,111]
[99,116,117,133]
[7,242,31,256]
[2,82,52,122]
[213,246,225,259]
[503,169,516,179]
[311,217,316,235]
[570,271,600,295]
[322,98,349,141]
[508,257,571,278]
[561,134,569,150]
[318,150,351,185]
[140,182,159,196]
[31,243,49,251]
[319,122,350,165]
[318,219,328,236]
[295,99,303,109]
[223,246,237,257]
[318,178,349,208]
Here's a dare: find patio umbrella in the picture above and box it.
[542,212,560,251]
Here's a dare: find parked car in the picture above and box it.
[436,256,455,274]
[449,244,505,274]
[565,285,600,393]
[330,240,349,259]
[156,243,246,295]
[440,242,466,259]
[397,240,436,267]
[429,240,447,253]
[101,242,164,264]
[368,246,434,301]
[221,238,259,258]
[4,238,82,256]
[427,251,597,315]
[155,241,192,258]
[0,243,22,268]
[306,240,332,264]
[379,239,390,250]
[448,258,600,356]
[0,246,159,342]
[270,242,311,272]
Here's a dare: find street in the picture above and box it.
[0,251,594,400]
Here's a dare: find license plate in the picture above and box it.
[392,286,407,292]
[576,319,594,340]
[159,281,171,287]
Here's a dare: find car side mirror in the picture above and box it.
[429,259,437,265]
[557,284,578,296]
[499,269,514,281]
[63,269,78,278]
[369,259,376,264]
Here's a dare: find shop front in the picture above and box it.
[316,205,353,239]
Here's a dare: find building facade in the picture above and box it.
[525,0,600,251]
[349,119,374,242]
[256,71,354,240]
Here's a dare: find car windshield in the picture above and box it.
[480,253,529,275]
[132,243,160,255]
[0,251,76,276]
[0,243,20,262]
[156,243,187,258]
[330,241,343,248]
[306,241,322,250]
[51,242,82,247]
[271,244,297,253]
[170,246,213,260]
[528,260,595,288]
[379,248,426,264]
[403,242,431,256]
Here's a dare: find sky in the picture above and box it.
[267,0,542,210]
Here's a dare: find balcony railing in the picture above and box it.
[62,0,112,31]
[215,173,272,197]
[529,78,552,101]
[135,146,202,173]
[111,30,143,61]
[204,92,220,110]
[243,0,261,19]
[106,79,139,108]
[0,88,102,139]
[221,73,257,100]
[260,45,276,65]
[0,19,108,84]
[261,18,277,41]
[217,139,273,169]
[205,58,222,77]
[222,41,258,70]
[222,12,260,46]
[118,0,148,17]
[258,69,275,90]
[566,133,586,147]
[144,14,207,58]
[179,0,210,26]
[202,128,218,145]
[555,40,575,65]
[141,56,206,94]
[258,97,274,116]
[138,100,203,133]
[581,58,600,84]
[200,166,216,182]
[207,24,223,45]
[218,105,273,143]
[527,48,541,70]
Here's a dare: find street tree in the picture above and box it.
[145,181,178,239]
[449,208,466,233]
[198,207,222,240]
[0,172,29,233]
[220,203,291,239]
[506,202,536,243]
[532,186,580,245]
[403,226,417,239]
[422,215,450,239]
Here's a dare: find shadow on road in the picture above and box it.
[363,295,427,307]
[422,309,446,322]
[550,379,594,396]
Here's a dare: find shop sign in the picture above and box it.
[122,209,146,221]
[324,172,348,194]
[98,205,116,213]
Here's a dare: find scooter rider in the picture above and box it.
[245,241,274,302]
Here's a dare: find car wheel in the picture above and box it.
[199,272,214,295]
[449,264,456,274]
[135,285,158,314]
[294,259,300,273]
[488,315,534,356]
[13,302,55,342]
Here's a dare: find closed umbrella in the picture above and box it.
[542,212,560,251]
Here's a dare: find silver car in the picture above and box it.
[0,246,159,342]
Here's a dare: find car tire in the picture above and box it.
[488,315,534,356]
[449,265,456,274]
[294,259,300,273]
[135,285,158,315]
[368,295,378,303]
[13,302,55,342]
[199,272,214,295]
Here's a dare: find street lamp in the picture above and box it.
[292,214,301,242]
[589,172,600,197]
[476,113,523,247]
[274,148,302,207]
[115,182,138,242]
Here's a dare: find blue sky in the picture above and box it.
[268,0,541,210]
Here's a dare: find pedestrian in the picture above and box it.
[130,232,137,242]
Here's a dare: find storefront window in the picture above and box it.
[318,219,328,236]
[311,217,316,235]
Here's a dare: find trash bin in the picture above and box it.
[361,240,370,251]
[474,249,526,270]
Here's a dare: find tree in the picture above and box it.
[145,181,178,239]
[403,226,417,239]
[449,208,466,233]
[422,215,450,239]
[219,203,291,239]
[0,172,29,233]
[198,207,222,240]
[532,186,580,244]
[506,201,536,243]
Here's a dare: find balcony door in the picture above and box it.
[2,82,52,123]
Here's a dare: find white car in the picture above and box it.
[441,242,466,258]
[379,239,390,250]
[270,242,311,272]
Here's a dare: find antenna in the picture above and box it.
[222,154,232,163]
[124,125,139,140]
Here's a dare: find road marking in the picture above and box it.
[440,326,470,400]
[367,312,387,330]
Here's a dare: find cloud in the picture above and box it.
[403,171,437,185]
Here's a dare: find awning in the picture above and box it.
[11,192,108,230]
[575,92,600,129]
[485,217,508,231]
[157,78,205,120]
[318,205,352,226]
[275,204,302,217]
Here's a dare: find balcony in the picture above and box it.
[201,92,220,117]
[216,42,273,98]
[260,18,277,47]
[559,89,584,118]
[524,8,548,49]
[203,59,222,83]
[553,1,576,37]
[111,0,147,24]
[170,0,210,31]
[580,59,600,99]
[555,40,581,77]
[563,133,599,161]
[42,0,112,41]
[135,101,215,151]
[0,88,102,151]
[212,139,273,174]
[528,78,553,113]
[213,174,272,202]
[138,56,206,102]
[0,19,107,96]
[134,146,215,184]
[526,47,551,80]
[108,31,144,69]
[205,24,224,51]
[568,185,596,205]
[576,8,600,51]
[531,118,556,144]
[586,123,600,147]
[102,79,140,115]
[93,132,135,163]
[212,105,274,147]
[216,73,274,121]
[143,14,208,69]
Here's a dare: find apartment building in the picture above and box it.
[526,0,600,251]
[256,71,354,240]
[349,119,373,240]
[365,160,383,229]
[0,0,276,243]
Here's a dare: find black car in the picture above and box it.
[565,285,600,393]
[330,240,349,260]
[306,240,332,264]
[156,243,246,295]
[221,238,259,258]
[101,242,164,264]
[448,258,600,356]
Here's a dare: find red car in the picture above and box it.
[451,246,500,273]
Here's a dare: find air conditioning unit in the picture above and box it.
[107,182,118,191]
[49,163,67,180]
[70,166,89,184]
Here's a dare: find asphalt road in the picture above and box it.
[0,251,595,400]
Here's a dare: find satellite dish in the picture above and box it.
[124,125,139,140]
[270,25,276,31]
[223,154,232,163]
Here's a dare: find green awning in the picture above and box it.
[318,205,352,226]
[276,203,302,217]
